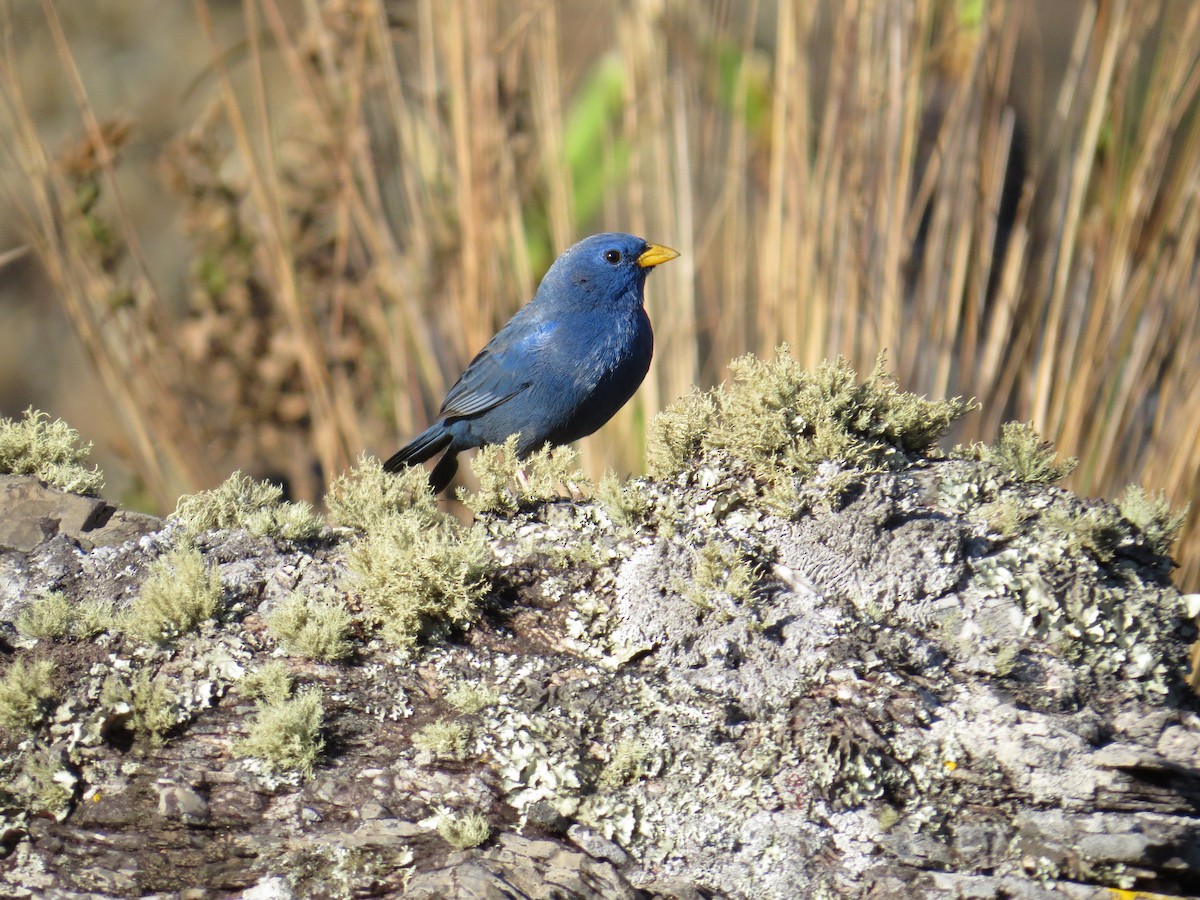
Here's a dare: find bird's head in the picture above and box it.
[537,232,679,310]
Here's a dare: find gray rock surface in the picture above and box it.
[0,475,161,552]
[0,457,1195,899]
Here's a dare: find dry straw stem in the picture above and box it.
[6,1,1200,584]
[0,2,217,504]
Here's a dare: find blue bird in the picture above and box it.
[384,233,679,493]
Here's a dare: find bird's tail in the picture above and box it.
[383,424,453,473]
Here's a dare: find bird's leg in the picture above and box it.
[565,479,587,502]
[515,467,531,492]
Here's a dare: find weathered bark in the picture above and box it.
[0,460,1195,899]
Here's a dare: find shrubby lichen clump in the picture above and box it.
[266,591,354,661]
[125,546,222,645]
[0,407,105,495]
[648,349,971,492]
[17,592,118,643]
[0,659,58,734]
[174,471,325,541]
[235,665,325,778]
[458,436,590,515]
[335,460,492,651]
[100,667,183,747]
[15,592,74,641]
[1119,484,1189,560]
[435,810,491,849]
[964,420,1078,484]
[412,719,472,760]
[325,453,435,533]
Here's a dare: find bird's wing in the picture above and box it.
[439,311,557,420]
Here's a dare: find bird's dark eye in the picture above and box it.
[603,249,622,265]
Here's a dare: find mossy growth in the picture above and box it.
[15,592,73,641]
[173,471,325,541]
[125,546,222,645]
[993,643,1020,677]
[412,719,472,759]
[16,592,118,641]
[100,668,181,746]
[972,497,1183,691]
[240,660,295,705]
[1042,504,1130,566]
[0,659,57,733]
[236,686,325,778]
[595,470,653,528]
[444,683,499,715]
[74,598,120,639]
[266,591,354,661]
[12,746,77,820]
[681,539,760,614]
[325,456,437,534]
[966,421,1077,484]
[648,349,971,491]
[597,738,653,790]
[436,810,490,849]
[979,494,1035,540]
[346,498,491,652]
[459,436,590,515]
[0,407,104,495]
[1118,485,1187,559]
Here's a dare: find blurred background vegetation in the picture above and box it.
[2,0,1199,585]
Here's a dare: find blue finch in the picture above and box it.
[385,232,679,492]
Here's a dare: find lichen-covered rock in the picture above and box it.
[0,448,1195,899]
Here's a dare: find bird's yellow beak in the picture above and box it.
[637,243,680,268]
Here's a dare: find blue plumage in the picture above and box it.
[384,233,679,492]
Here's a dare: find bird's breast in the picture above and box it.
[562,307,650,387]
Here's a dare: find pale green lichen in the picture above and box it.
[346,502,491,652]
[239,661,294,705]
[1041,504,1129,566]
[967,421,1077,485]
[266,592,354,661]
[979,494,1035,540]
[1118,484,1187,559]
[17,593,118,641]
[459,436,590,515]
[0,659,57,733]
[125,546,222,645]
[801,727,906,809]
[993,643,1020,677]
[282,843,400,899]
[597,738,653,789]
[595,471,653,528]
[325,456,437,534]
[74,598,120,638]
[174,471,324,541]
[540,532,606,570]
[969,518,1179,694]
[15,592,73,641]
[412,720,472,759]
[236,687,325,778]
[0,407,104,495]
[681,539,760,614]
[445,683,499,715]
[435,810,490,849]
[100,668,181,746]
[13,746,76,820]
[648,350,970,492]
